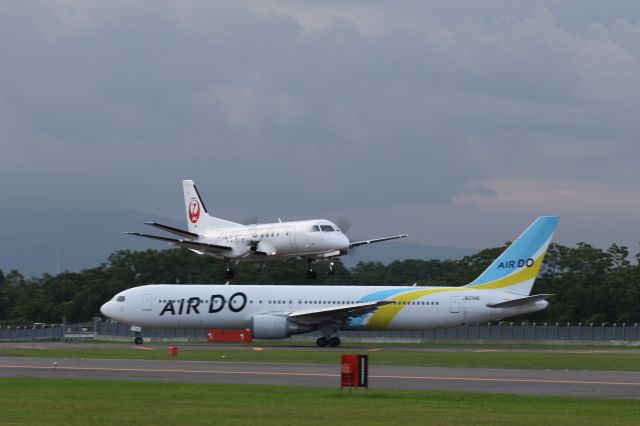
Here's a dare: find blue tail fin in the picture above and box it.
[464,216,559,295]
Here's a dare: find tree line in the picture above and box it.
[0,242,638,325]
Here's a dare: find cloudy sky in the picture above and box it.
[2,0,640,252]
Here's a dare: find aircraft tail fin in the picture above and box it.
[464,216,559,295]
[182,180,243,234]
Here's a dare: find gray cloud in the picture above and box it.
[1,1,639,251]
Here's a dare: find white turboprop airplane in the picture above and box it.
[103,216,559,347]
[125,180,407,279]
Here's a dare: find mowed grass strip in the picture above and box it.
[3,347,640,371]
[2,378,639,426]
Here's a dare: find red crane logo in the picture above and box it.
[188,200,201,223]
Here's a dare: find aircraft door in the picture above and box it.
[289,229,297,250]
[449,296,460,314]
[143,294,152,311]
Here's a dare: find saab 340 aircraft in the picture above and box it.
[103,216,559,347]
[125,180,407,279]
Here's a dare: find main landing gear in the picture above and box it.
[225,259,235,280]
[133,336,144,345]
[316,336,341,347]
[306,258,317,279]
[306,259,336,278]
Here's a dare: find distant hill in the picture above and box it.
[0,207,476,277]
[339,242,475,268]
[0,207,177,277]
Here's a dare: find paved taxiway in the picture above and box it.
[1,356,639,398]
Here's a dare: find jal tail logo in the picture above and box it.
[497,258,534,269]
[188,200,201,223]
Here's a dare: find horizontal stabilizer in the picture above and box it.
[487,294,552,308]
[349,234,408,248]
[124,232,232,252]
[144,222,199,239]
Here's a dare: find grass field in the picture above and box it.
[2,378,639,426]
[3,346,640,372]
[96,339,640,350]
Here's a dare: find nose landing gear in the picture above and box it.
[328,260,336,275]
[306,258,317,279]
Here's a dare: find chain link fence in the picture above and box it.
[3,321,639,344]
[95,320,640,344]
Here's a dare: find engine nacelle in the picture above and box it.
[251,314,311,339]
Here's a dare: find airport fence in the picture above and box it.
[93,320,640,344]
[3,321,639,344]
[0,324,64,342]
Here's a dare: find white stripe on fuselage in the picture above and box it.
[102,284,548,331]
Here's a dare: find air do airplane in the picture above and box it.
[103,216,559,347]
[125,180,407,279]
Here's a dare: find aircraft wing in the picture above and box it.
[487,294,553,308]
[349,234,408,248]
[288,300,393,326]
[124,232,232,253]
[143,222,199,239]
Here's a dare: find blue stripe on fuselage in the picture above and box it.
[346,287,415,329]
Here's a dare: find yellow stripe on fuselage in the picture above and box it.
[364,287,460,330]
[364,252,547,330]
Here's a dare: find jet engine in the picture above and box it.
[251,314,312,339]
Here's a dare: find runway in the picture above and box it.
[5,341,640,354]
[1,356,639,398]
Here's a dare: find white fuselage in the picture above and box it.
[199,220,350,260]
[101,284,548,332]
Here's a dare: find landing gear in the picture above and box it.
[224,260,234,280]
[133,336,144,345]
[316,336,341,347]
[328,260,336,275]
[306,258,317,279]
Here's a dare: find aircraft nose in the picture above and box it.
[100,301,115,319]
[339,233,350,250]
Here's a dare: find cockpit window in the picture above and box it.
[116,296,126,302]
[320,225,335,232]
[310,225,320,232]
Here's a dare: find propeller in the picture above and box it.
[242,216,260,225]
[335,217,352,234]
[335,217,357,257]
